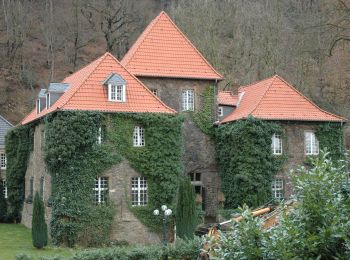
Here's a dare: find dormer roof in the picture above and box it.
[121,11,223,80]
[22,52,175,125]
[103,73,126,86]
[220,75,346,123]
[47,83,69,92]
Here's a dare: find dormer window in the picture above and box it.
[103,73,127,102]
[46,93,50,109]
[36,99,40,114]
[108,84,125,102]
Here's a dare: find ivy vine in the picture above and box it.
[5,125,34,222]
[216,117,285,208]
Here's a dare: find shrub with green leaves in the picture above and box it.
[176,177,197,239]
[216,117,284,208]
[32,191,48,249]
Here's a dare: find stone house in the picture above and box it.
[0,115,14,200]
[121,11,223,219]
[218,75,346,199]
[20,52,175,244]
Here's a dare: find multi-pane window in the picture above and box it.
[0,153,6,169]
[305,131,319,155]
[218,107,223,117]
[133,126,145,147]
[182,90,194,111]
[94,177,108,204]
[29,177,34,198]
[151,89,159,97]
[46,93,50,109]
[2,180,7,199]
[97,127,102,145]
[108,84,125,102]
[36,99,40,114]
[271,134,282,155]
[189,172,201,182]
[271,179,284,200]
[131,177,147,206]
[40,176,44,199]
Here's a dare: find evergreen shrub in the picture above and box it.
[32,191,48,249]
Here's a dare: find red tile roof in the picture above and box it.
[221,75,346,123]
[22,53,175,125]
[218,91,238,106]
[121,11,223,80]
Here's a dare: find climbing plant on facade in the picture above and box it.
[5,124,33,222]
[216,117,285,208]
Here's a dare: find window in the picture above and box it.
[305,131,319,155]
[271,134,282,155]
[97,127,102,145]
[108,84,125,102]
[151,89,159,97]
[94,177,108,204]
[0,153,6,169]
[271,179,284,200]
[36,99,40,114]
[40,176,44,199]
[218,107,223,117]
[182,90,194,111]
[189,172,201,182]
[29,177,34,198]
[46,93,50,109]
[131,177,147,206]
[133,126,145,147]
[3,180,7,199]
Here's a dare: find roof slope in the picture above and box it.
[221,75,346,123]
[0,115,13,147]
[121,11,223,80]
[218,91,238,106]
[22,53,175,125]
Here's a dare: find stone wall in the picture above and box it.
[138,77,221,219]
[21,123,159,245]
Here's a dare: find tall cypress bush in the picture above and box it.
[32,191,48,249]
[176,177,196,239]
[0,178,7,222]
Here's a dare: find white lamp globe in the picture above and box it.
[153,209,160,216]
[161,205,167,211]
[165,209,172,216]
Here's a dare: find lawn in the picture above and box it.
[0,224,78,260]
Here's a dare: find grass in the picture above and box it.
[0,224,78,260]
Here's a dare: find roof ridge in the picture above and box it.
[60,53,108,109]
[275,75,346,122]
[107,53,176,113]
[161,12,223,79]
[248,76,277,116]
[240,75,276,89]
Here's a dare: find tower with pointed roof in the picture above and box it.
[122,11,223,219]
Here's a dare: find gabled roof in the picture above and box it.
[121,11,223,80]
[218,91,238,106]
[221,75,346,123]
[22,53,175,125]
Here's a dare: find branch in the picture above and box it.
[329,36,350,56]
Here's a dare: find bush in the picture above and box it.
[176,178,197,239]
[32,191,48,249]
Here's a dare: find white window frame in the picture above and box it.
[133,126,145,147]
[305,131,319,155]
[46,93,50,109]
[151,89,159,97]
[108,84,126,102]
[97,127,102,145]
[94,177,108,204]
[271,179,284,200]
[0,153,6,170]
[182,89,194,111]
[3,180,7,199]
[131,177,147,206]
[218,106,223,117]
[271,133,282,155]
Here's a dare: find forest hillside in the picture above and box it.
[1,0,349,145]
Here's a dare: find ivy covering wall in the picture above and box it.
[216,117,285,208]
[5,125,33,222]
[43,111,183,246]
[315,122,344,162]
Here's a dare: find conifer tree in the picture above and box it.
[32,191,48,249]
[0,178,7,222]
[176,177,197,239]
